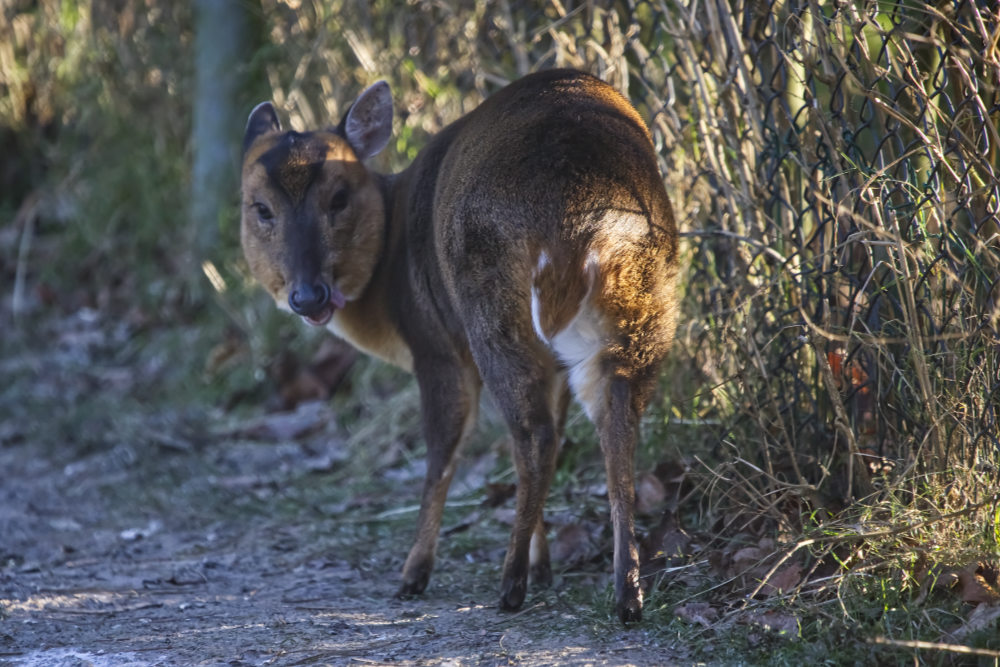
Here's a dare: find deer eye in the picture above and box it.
[329,188,349,214]
[253,202,274,223]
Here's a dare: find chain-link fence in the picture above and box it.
[641,0,999,515]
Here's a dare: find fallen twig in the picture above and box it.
[868,635,1000,658]
[41,601,164,615]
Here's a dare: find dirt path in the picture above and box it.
[0,319,686,666]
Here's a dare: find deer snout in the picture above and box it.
[289,281,332,322]
[287,280,348,327]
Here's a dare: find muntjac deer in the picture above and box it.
[240,69,679,623]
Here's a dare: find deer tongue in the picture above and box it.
[302,285,346,327]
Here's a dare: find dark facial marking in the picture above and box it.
[259,132,326,202]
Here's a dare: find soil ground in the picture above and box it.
[0,310,689,666]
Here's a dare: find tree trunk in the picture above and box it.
[189,0,248,288]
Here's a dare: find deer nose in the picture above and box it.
[288,281,331,316]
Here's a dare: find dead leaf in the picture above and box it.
[493,508,516,526]
[309,338,358,390]
[758,563,803,597]
[732,546,765,571]
[978,560,1000,589]
[272,339,358,409]
[443,510,483,536]
[661,528,692,562]
[674,602,719,627]
[913,559,1000,607]
[302,452,345,473]
[636,471,666,515]
[707,548,732,575]
[168,566,207,586]
[481,482,516,508]
[641,509,692,568]
[744,610,799,635]
[551,523,597,566]
[119,520,162,541]
[277,367,330,409]
[652,458,688,510]
[237,401,331,441]
[642,510,675,556]
[952,562,1000,605]
[454,451,498,494]
[585,482,608,498]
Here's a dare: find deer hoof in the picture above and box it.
[499,577,527,611]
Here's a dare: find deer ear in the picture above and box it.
[341,81,393,159]
[244,102,281,153]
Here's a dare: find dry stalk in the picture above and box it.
[12,190,40,323]
[809,334,873,499]
[868,636,1000,658]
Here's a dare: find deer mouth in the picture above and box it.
[303,307,334,327]
[298,284,347,327]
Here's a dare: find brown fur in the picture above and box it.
[240,69,679,623]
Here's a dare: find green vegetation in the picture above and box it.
[2,0,997,663]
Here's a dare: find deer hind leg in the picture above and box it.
[492,364,560,612]
[528,369,570,590]
[554,341,650,622]
[592,371,657,624]
[458,309,560,612]
[540,254,673,623]
[398,357,481,597]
